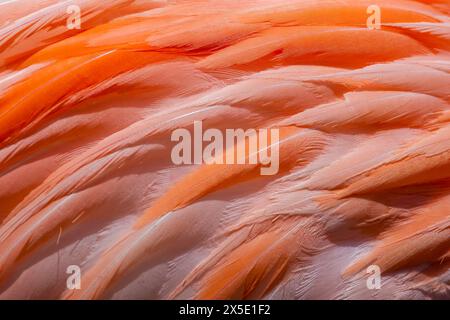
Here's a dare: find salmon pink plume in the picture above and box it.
[0,0,448,301]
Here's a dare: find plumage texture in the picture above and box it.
[0,0,449,300]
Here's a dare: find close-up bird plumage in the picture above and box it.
[0,0,449,300]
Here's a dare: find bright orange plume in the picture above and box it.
[0,0,449,300]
